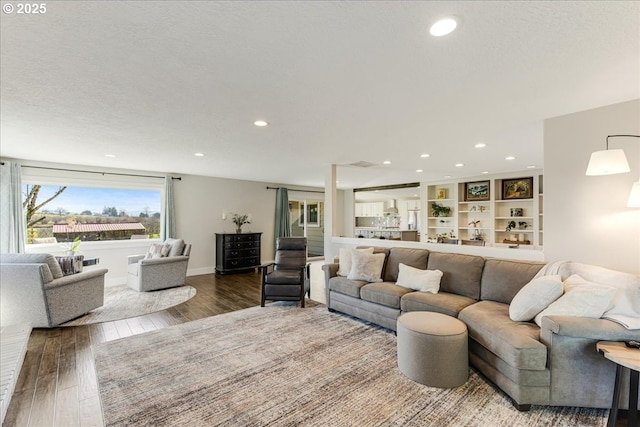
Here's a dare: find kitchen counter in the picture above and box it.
[355,228,419,241]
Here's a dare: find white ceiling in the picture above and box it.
[1,1,638,189]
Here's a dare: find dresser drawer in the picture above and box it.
[223,257,259,270]
[225,247,259,259]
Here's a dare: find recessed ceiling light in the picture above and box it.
[474,143,487,148]
[505,156,516,160]
[481,171,489,174]
[383,160,391,165]
[105,154,116,158]
[444,175,452,178]
[430,17,458,37]
[254,120,268,127]
[416,169,423,173]
[455,163,464,167]
[194,152,205,157]
[420,153,430,158]
[526,165,536,169]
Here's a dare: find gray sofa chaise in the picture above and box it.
[322,246,639,411]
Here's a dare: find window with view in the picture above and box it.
[24,184,162,244]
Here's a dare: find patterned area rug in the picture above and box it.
[61,284,196,326]
[94,303,607,427]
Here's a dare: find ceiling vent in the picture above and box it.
[349,161,377,168]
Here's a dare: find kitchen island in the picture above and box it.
[355,228,419,241]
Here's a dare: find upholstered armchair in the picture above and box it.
[260,237,310,307]
[0,253,108,328]
[127,238,191,292]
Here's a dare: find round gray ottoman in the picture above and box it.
[397,311,468,388]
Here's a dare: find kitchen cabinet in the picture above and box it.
[355,202,385,217]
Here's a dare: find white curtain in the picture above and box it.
[0,161,26,253]
[161,176,176,240]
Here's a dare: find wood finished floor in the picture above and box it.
[3,271,265,427]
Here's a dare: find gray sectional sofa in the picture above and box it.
[322,246,639,410]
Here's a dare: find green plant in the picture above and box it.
[230,213,251,228]
[62,237,81,253]
[431,202,451,217]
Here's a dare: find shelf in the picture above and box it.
[495,199,533,203]
[458,201,490,204]
[495,216,534,220]
[459,210,491,214]
[429,198,454,202]
[458,227,491,230]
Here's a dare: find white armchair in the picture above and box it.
[127,238,191,292]
[0,253,108,327]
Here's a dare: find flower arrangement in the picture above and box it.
[230,213,251,233]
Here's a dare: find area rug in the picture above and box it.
[94,303,608,427]
[61,284,196,326]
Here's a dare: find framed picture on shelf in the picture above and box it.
[502,177,533,200]
[464,181,490,201]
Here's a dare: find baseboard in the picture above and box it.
[187,267,216,276]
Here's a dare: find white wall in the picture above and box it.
[544,99,640,274]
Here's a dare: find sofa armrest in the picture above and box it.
[138,255,189,266]
[322,263,339,279]
[46,268,109,289]
[128,254,145,264]
[540,316,639,342]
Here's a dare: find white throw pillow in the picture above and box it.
[347,251,386,282]
[534,274,617,327]
[509,275,563,322]
[396,263,443,293]
[145,243,171,259]
[337,247,374,277]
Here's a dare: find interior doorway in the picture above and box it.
[289,200,324,257]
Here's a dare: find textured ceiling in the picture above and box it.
[1,1,638,189]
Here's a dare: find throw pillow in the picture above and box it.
[145,243,171,259]
[534,274,617,327]
[396,263,443,293]
[347,251,386,282]
[337,247,374,277]
[509,275,563,322]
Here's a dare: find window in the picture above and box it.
[22,171,163,245]
[298,202,320,227]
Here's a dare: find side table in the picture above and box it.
[82,257,100,267]
[597,341,640,427]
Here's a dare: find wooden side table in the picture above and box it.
[597,341,640,427]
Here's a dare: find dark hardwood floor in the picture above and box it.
[3,271,263,427]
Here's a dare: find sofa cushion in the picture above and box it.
[459,300,547,371]
[347,251,385,282]
[400,291,477,317]
[328,276,369,298]
[426,252,484,300]
[383,247,429,282]
[396,264,442,293]
[361,282,414,309]
[145,242,171,259]
[164,238,185,257]
[509,275,563,321]
[337,247,374,276]
[480,259,545,304]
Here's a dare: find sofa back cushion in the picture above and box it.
[480,259,545,304]
[0,253,63,281]
[357,246,390,280]
[383,247,429,282]
[426,252,484,300]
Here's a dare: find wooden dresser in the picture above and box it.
[215,232,262,274]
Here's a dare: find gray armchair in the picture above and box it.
[0,253,108,327]
[127,238,191,292]
[260,237,309,307]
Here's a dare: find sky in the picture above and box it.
[25,185,161,216]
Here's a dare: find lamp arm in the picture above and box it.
[605,135,640,150]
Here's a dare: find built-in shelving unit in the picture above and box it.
[424,173,543,249]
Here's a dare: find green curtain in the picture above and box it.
[274,188,290,249]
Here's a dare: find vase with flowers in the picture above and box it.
[231,213,251,233]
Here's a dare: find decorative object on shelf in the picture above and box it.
[464,181,490,201]
[468,220,480,228]
[584,134,640,208]
[431,202,451,217]
[505,221,516,232]
[229,212,251,233]
[502,177,533,200]
[436,188,447,199]
[510,208,524,217]
[518,221,529,229]
[436,230,457,243]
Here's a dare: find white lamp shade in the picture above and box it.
[628,181,640,208]
[585,149,631,176]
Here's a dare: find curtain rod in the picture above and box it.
[19,165,181,180]
[266,186,324,194]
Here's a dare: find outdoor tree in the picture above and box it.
[55,207,68,215]
[102,206,118,216]
[23,184,67,228]
[81,210,92,215]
